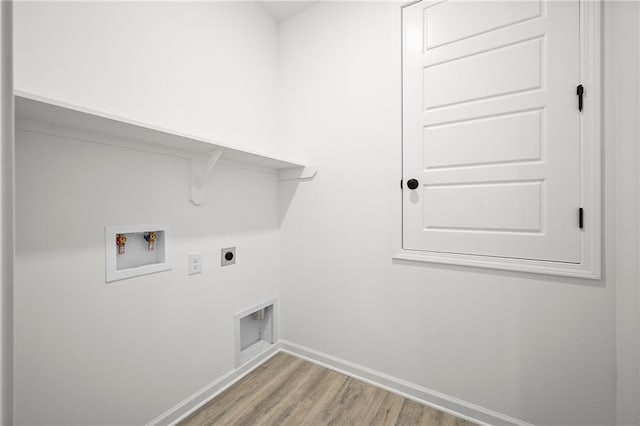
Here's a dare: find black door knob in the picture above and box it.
[407,179,419,190]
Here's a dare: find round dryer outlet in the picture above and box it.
[221,247,236,266]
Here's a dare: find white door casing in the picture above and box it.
[401,0,594,268]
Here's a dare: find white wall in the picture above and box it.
[15,133,280,425]
[278,2,635,425]
[14,2,281,425]
[14,1,279,154]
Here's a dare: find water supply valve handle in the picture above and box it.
[116,234,127,255]
[144,232,156,251]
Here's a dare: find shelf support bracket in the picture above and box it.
[278,166,317,182]
[190,149,224,206]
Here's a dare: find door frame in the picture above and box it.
[0,0,13,423]
[390,0,602,279]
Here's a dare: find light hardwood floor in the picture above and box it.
[180,352,476,426]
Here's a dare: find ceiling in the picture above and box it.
[259,1,317,21]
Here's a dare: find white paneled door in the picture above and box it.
[402,0,582,262]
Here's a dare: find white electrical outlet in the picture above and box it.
[188,252,202,275]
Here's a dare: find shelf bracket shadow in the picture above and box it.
[190,149,224,205]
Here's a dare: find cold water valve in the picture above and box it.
[144,232,156,251]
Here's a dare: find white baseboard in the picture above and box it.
[146,342,281,426]
[279,340,533,426]
[148,340,531,426]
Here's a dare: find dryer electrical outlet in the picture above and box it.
[221,247,236,266]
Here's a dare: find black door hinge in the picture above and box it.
[578,207,584,229]
[400,180,403,189]
[577,84,584,112]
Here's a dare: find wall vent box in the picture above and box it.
[105,224,171,282]
[234,298,278,368]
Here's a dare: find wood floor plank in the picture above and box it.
[284,368,350,425]
[317,377,376,425]
[179,353,476,426]
[202,357,308,426]
[257,362,337,425]
[396,399,428,425]
[232,360,316,426]
[181,353,301,425]
[370,392,406,425]
[357,386,402,425]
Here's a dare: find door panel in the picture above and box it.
[423,180,543,232]
[402,0,581,262]
[424,0,542,49]
[424,37,543,109]
[424,109,543,169]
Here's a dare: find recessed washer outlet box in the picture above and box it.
[221,247,236,266]
[105,224,171,282]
